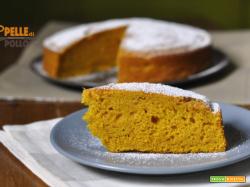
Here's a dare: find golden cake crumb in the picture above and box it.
[82,83,227,153]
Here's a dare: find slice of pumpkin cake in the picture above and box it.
[82,83,226,153]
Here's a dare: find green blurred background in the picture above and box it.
[2,0,250,30]
[1,0,249,72]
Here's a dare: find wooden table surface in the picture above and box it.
[0,99,249,187]
[0,99,82,187]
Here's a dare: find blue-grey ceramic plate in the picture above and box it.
[50,103,250,175]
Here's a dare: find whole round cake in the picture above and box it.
[43,18,212,82]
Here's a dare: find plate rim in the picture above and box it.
[31,48,229,89]
[50,103,250,175]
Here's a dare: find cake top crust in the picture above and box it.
[96,83,220,113]
[44,18,211,56]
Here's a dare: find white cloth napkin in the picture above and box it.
[0,118,249,187]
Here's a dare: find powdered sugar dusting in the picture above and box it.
[44,25,89,53]
[210,103,221,114]
[43,20,127,53]
[96,83,220,113]
[121,18,210,56]
[85,135,227,167]
[88,150,228,168]
[67,126,246,169]
[43,18,211,56]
